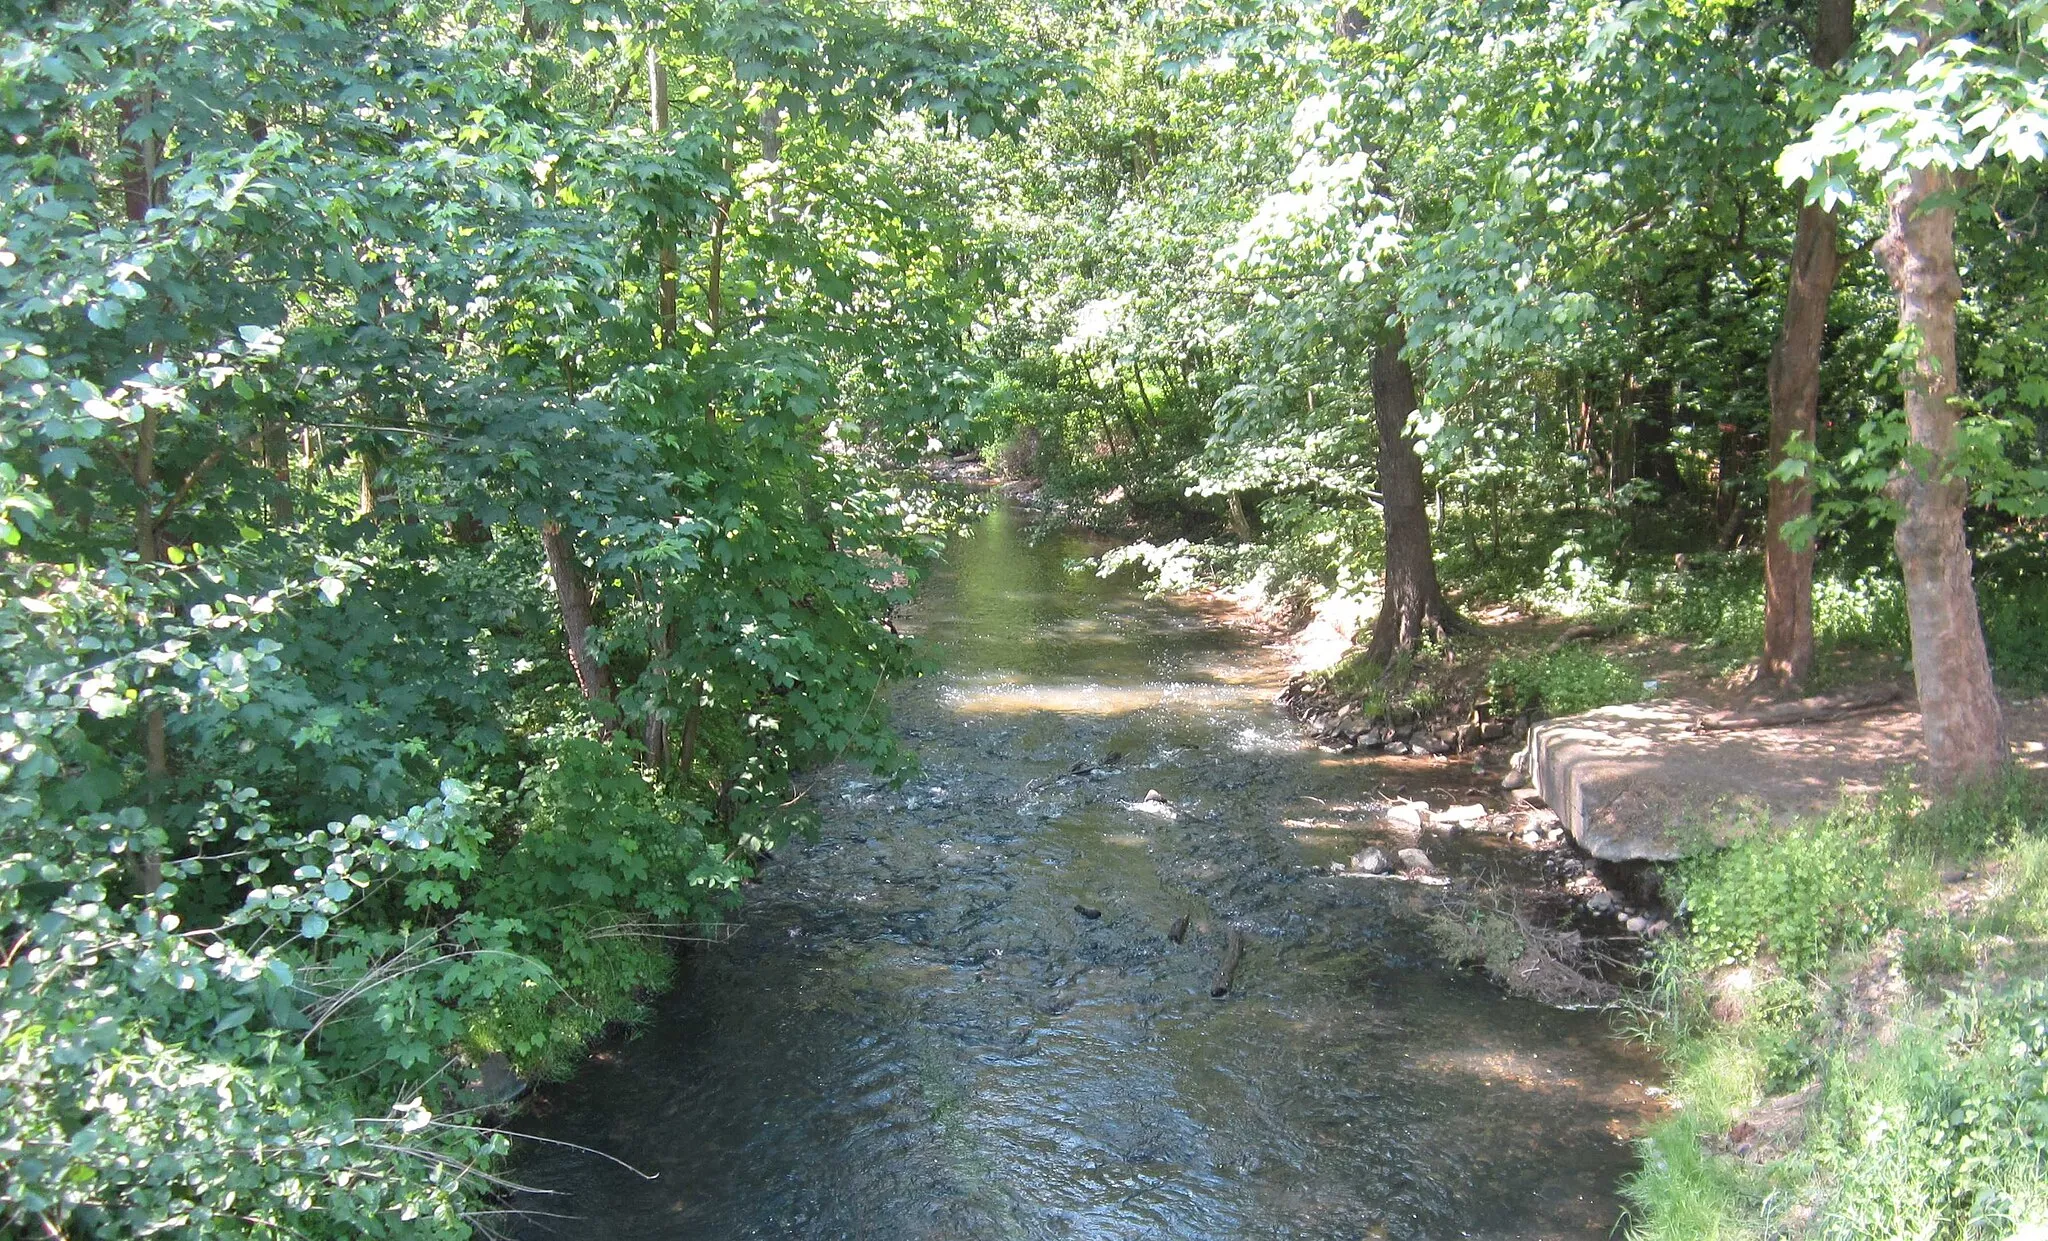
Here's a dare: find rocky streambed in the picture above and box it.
[508,505,1661,1240]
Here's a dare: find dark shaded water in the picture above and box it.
[510,505,1656,1240]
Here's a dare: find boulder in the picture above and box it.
[1432,803,1486,829]
[1384,802,1428,831]
[1349,847,1391,874]
[1396,847,1435,874]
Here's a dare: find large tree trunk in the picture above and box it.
[1875,161,2007,787]
[1365,325,1461,665]
[541,520,614,707]
[1762,0,1856,690]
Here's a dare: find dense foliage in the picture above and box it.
[6,0,2047,1234]
[0,0,1050,1232]
[966,0,2048,742]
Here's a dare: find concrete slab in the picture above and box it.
[1527,698,2048,861]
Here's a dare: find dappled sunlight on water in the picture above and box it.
[511,504,1656,1241]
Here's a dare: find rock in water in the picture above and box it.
[1433,803,1486,828]
[1502,748,1531,790]
[1074,904,1103,920]
[1350,847,1391,874]
[1396,847,1435,874]
[1385,802,1428,831]
[1143,788,1167,803]
[1167,914,1190,944]
[461,1052,527,1110]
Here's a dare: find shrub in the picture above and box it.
[1488,647,1644,718]
[1890,767,2048,857]
[1671,799,1899,974]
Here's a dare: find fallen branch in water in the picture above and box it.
[1425,890,1623,1007]
[1210,928,1246,997]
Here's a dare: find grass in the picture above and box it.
[1623,768,2048,1241]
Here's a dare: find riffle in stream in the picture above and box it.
[510,505,1657,1240]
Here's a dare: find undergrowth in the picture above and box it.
[1624,768,2048,1241]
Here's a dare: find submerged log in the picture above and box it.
[1210,928,1247,998]
[1695,686,1904,732]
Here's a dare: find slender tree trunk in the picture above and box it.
[1637,376,1682,496]
[1226,492,1256,543]
[1365,323,1462,665]
[541,520,614,707]
[124,92,166,895]
[262,418,293,526]
[1875,161,2007,787]
[642,615,671,771]
[118,93,157,225]
[650,49,678,350]
[675,702,701,783]
[1762,0,1856,690]
[357,451,376,517]
[706,198,729,341]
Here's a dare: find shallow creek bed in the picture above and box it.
[508,505,1662,1241]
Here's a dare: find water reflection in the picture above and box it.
[510,505,1655,1240]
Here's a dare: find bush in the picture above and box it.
[1983,575,2048,695]
[1889,767,2048,857]
[1671,797,1900,974]
[1488,646,1644,718]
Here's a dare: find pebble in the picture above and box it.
[1625,915,1649,934]
[1585,890,1616,914]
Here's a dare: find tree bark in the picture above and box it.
[1874,161,2008,787]
[541,520,614,707]
[1365,324,1462,665]
[1762,0,1856,690]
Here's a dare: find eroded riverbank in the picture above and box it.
[510,505,1658,1240]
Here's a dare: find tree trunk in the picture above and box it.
[1226,492,1256,543]
[1874,161,2007,787]
[262,417,293,526]
[642,614,671,771]
[1762,0,1855,690]
[1637,376,1683,497]
[1365,324,1461,665]
[541,520,614,707]
[650,49,678,350]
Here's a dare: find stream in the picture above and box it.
[509,503,1657,1240]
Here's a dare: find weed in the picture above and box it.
[1899,916,1975,991]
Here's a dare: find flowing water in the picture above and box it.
[510,504,1658,1241]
